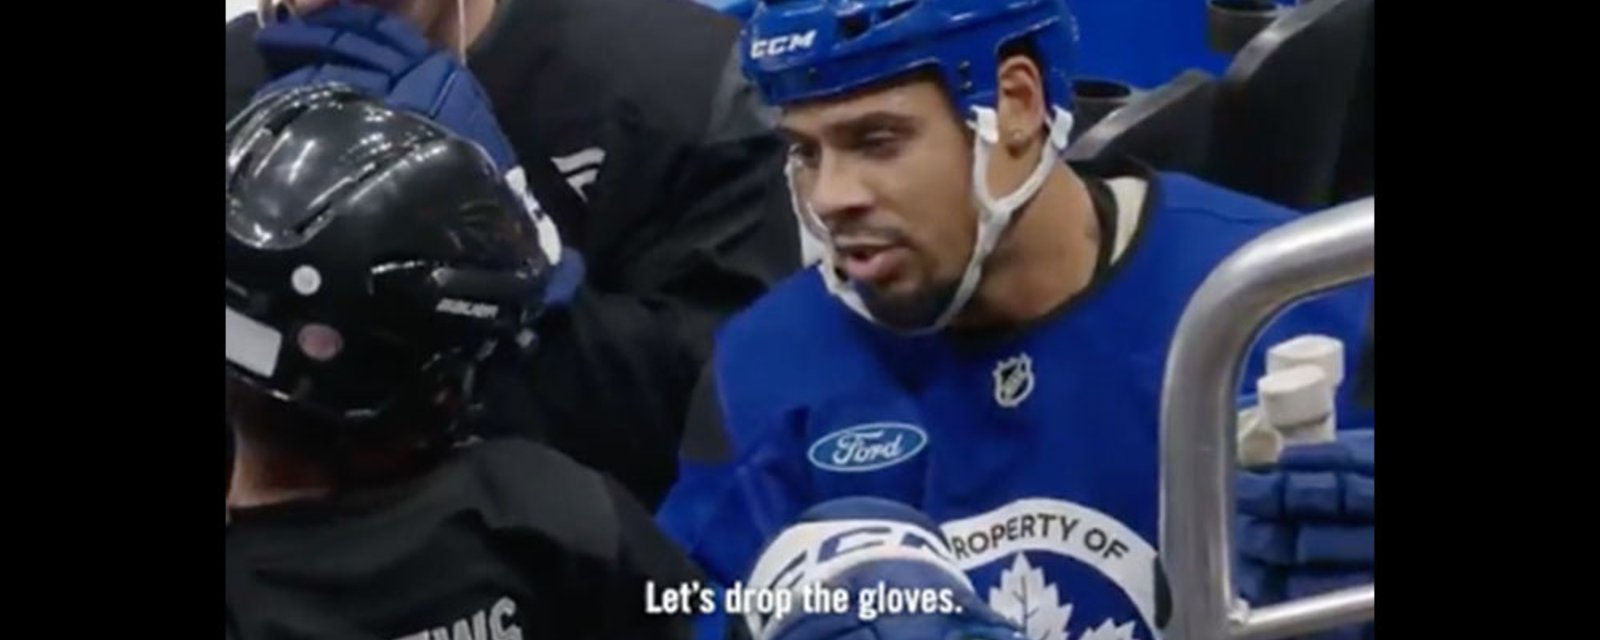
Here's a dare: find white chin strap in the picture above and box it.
[800,105,1074,334]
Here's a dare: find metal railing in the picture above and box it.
[1158,197,1375,640]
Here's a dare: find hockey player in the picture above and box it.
[657,0,1375,639]
[226,0,802,508]
[224,85,702,639]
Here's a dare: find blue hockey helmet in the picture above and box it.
[741,0,1079,128]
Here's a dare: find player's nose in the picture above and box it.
[807,154,874,224]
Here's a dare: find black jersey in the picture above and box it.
[225,0,800,508]
[224,439,702,640]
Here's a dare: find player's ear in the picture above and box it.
[995,53,1047,157]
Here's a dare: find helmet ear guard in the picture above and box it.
[429,262,552,359]
[428,264,547,308]
[366,256,552,361]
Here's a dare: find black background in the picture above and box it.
[21,1,1548,636]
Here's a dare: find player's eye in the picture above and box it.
[789,142,821,170]
[854,128,903,160]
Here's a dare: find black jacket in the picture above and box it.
[225,439,703,640]
[225,0,799,508]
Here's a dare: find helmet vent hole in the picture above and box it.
[291,203,340,240]
[260,103,316,138]
[289,158,390,241]
[226,127,280,192]
[838,14,871,41]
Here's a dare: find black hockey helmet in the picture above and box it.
[225,83,552,447]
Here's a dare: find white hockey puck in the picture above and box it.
[1257,364,1335,444]
[1266,335,1344,387]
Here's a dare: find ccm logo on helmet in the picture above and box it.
[436,298,499,319]
[750,30,818,59]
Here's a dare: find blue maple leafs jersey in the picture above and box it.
[658,169,1373,640]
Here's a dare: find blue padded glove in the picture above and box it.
[251,1,581,310]
[1236,429,1374,640]
[253,2,516,172]
[746,497,1025,640]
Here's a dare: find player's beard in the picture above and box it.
[854,273,963,332]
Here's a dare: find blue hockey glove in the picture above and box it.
[1236,429,1374,640]
[252,1,516,171]
[250,1,579,309]
[745,497,1025,640]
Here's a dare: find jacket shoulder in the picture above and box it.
[465,439,624,559]
[1124,173,1324,283]
[482,0,748,141]
[1156,172,1306,227]
[472,439,706,590]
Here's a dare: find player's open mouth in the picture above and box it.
[838,244,906,283]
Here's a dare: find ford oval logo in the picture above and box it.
[807,423,928,473]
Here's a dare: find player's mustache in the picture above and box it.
[826,223,908,248]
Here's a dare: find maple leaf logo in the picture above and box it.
[988,554,1072,640]
[1078,618,1139,640]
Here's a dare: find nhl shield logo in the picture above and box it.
[993,354,1036,408]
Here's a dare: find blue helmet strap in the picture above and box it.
[807,102,1075,334]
